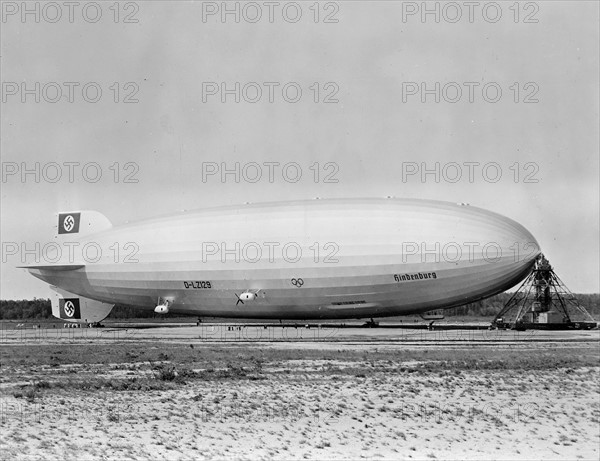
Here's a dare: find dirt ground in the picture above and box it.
[1,330,599,460]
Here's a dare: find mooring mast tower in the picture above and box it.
[492,255,596,329]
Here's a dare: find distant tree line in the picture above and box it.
[435,293,600,317]
[0,298,52,320]
[1,293,599,320]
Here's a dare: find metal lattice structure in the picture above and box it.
[493,255,596,329]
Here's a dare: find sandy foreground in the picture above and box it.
[1,346,599,461]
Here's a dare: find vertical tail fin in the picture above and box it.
[55,211,112,238]
[50,286,114,324]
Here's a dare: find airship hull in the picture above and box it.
[27,199,541,320]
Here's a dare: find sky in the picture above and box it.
[1,0,598,298]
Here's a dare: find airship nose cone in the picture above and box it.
[486,208,541,264]
[464,204,541,291]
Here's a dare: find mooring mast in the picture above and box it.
[492,255,596,330]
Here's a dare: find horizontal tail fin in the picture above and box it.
[50,286,114,324]
[17,264,85,271]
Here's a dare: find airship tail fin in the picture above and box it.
[55,210,112,238]
[50,286,114,324]
[16,211,111,271]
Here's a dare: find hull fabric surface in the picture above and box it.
[25,198,541,320]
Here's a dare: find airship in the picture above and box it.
[23,198,541,324]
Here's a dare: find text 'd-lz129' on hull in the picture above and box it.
[23,198,541,323]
